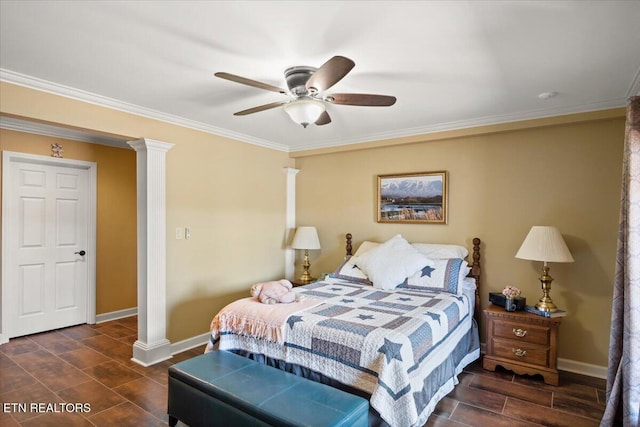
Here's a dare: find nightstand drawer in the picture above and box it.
[490,338,549,367]
[491,319,550,346]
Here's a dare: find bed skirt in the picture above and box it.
[228,320,479,427]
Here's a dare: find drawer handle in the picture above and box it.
[512,328,528,338]
[512,348,527,357]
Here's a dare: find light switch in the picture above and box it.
[176,227,183,240]
[185,226,191,240]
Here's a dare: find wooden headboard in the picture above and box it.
[344,233,482,325]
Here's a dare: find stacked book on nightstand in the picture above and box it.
[523,306,568,318]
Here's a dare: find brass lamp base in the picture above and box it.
[297,249,316,284]
[535,264,558,312]
[296,276,315,285]
[535,296,558,312]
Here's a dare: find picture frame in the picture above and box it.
[377,171,448,224]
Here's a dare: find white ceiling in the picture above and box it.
[1,1,639,153]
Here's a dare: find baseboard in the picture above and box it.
[132,339,172,367]
[480,343,606,379]
[558,358,607,379]
[170,332,210,355]
[94,309,208,356]
[95,307,137,323]
[0,308,137,344]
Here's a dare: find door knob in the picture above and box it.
[75,250,86,256]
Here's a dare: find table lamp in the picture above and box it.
[291,226,321,284]
[515,226,574,312]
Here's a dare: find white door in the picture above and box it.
[3,153,95,338]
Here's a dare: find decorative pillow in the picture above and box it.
[400,258,469,294]
[356,235,429,290]
[411,243,468,259]
[353,241,380,256]
[355,241,468,259]
[329,256,372,285]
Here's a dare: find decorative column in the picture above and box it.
[128,138,174,366]
[283,167,300,280]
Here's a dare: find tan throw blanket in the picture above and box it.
[209,296,323,344]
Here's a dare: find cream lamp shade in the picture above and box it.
[515,226,574,263]
[515,226,574,312]
[291,226,321,250]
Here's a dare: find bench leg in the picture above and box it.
[168,415,178,427]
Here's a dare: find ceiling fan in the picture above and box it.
[215,56,396,128]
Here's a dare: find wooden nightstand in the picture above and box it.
[483,305,562,385]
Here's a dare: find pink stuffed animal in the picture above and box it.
[250,280,296,304]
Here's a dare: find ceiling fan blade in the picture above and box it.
[215,72,286,94]
[234,101,286,116]
[306,56,355,93]
[315,110,332,126]
[328,93,397,106]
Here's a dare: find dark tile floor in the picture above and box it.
[426,361,606,427]
[1,316,606,426]
[0,317,203,426]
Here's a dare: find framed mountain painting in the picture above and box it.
[377,171,447,224]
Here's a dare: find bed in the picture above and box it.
[206,233,482,427]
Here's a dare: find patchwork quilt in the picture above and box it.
[207,278,478,427]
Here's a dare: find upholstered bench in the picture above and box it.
[168,350,369,427]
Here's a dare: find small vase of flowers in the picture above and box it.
[502,285,521,312]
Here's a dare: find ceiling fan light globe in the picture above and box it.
[284,98,325,127]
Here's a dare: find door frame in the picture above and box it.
[1,151,97,344]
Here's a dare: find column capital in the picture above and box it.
[128,138,174,152]
[283,167,300,176]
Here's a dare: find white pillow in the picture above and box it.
[356,235,429,290]
[329,256,372,285]
[355,240,468,259]
[411,243,468,259]
[353,241,380,256]
[401,258,470,294]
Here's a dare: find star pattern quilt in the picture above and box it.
[207,278,479,427]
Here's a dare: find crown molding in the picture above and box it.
[0,69,289,152]
[1,68,631,155]
[289,98,628,153]
[0,116,132,148]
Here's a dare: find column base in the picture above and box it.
[131,339,172,367]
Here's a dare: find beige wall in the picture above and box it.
[164,130,290,341]
[1,82,291,343]
[0,129,137,314]
[293,113,625,367]
[1,81,625,366]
